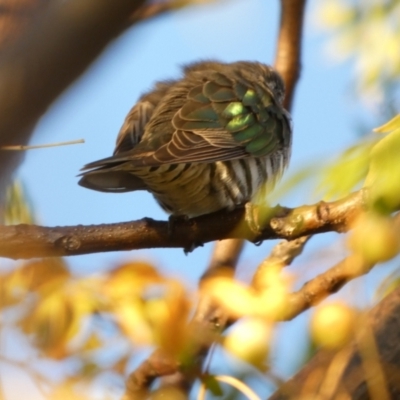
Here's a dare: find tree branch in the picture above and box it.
[283,253,375,320]
[0,0,146,196]
[274,0,307,110]
[0,190,366,259]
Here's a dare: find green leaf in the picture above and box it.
[365,119,400,212]
[316,139,375,200]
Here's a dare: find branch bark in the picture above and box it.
[0,190,366,259]
[274,0,307,111]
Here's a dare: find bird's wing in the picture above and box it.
[113,81,174,154]
[78,82,174,191]
[113,100,155,154]
[152,74,292,163]
[81,71,291,171]
[78,96,156,191]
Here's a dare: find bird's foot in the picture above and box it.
[168,214,189,237]
[168,214,203,254]
[184,241,204,255]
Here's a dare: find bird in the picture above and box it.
[78,61,292,219]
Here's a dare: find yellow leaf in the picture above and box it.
[19,283,92,358]
[22,258,70,293]
[114,300,153,344]
[0,266,31,307]
[82,332,103,352]
[202,277,257,319]
[5,180,35,225]
[373,114,400,133]
[20,292,73,358]
[144,281,191,357]
[106,262,164,300]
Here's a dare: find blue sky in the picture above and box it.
[4,0,397,397]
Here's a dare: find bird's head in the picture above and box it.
[184,60,286,105]
[233,61,286,105]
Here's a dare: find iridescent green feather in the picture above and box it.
[178,120,221,130]
[226,113,255,132]
[242,89,259,106]
[249,139,278,157]
[232,124,264,142]
[212,102,246,118]
[180,102,219,121]
[245,133,275,153]
[203,81,237,102]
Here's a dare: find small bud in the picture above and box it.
[348,214,400,264]
[311,302,356,349]
[224,318,272,368]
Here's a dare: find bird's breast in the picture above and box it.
[131,152,287,217]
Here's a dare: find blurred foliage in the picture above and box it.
[5,180,35,225]
[365,113,400,212]
[0,257,292,399]
[315,136,376,200]
[375,268,400,300]
[310,302,358,349]
[317,114,400,267]
[316,0,400,113]
[0,259,194,399]
[316,113,400,207]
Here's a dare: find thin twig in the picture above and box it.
[283,254,374,320]
[197,375,262,400]
[252,236,310,291]
[123,349,180,400]
[0,139,84,150]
